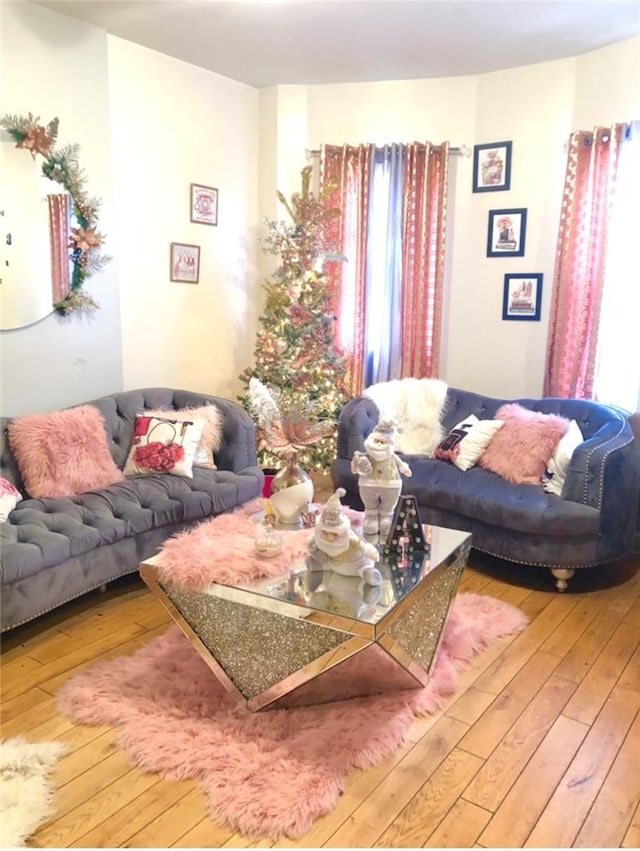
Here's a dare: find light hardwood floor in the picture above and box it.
[2,551,639,848]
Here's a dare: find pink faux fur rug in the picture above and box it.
[155,498,362,591]
[57,593,527,840]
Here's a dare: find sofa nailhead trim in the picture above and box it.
[582,429,633,509]
[1,569,137,633]
[474,544,599,570]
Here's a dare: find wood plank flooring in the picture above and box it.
[2,553,639,848]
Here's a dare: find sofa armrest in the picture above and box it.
[170,391,258,473]
[336,397,380,460]
[0,416,24,492]
[209,397,259,473]
[563,417,640,559]
[563,418,636,508]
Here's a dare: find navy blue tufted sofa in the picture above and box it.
[0,388,263,632]
[331,387,640,591]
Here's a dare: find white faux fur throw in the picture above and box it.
[0,737,66,847]
[363,378,448,455]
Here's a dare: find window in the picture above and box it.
[320,142,449,395]
[595,121,640,412]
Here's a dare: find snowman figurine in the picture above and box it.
[351,419,412,537]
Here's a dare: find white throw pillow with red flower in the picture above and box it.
[0,477,23,521]
[124,415,205,479]
[141,404,223,470]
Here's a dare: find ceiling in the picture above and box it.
[32,0,640,88]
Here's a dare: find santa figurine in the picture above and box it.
[306,487,382,585]
[351,419,412,537]
[306,571,382,620]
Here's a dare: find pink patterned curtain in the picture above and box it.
[321,141,448,393]
[47,193,71,302]
[401,142,449,378]
[543,125,624,398]
[321,144,372,397]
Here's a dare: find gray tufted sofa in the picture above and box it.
[331,387,640,591]
[1,388,263,632]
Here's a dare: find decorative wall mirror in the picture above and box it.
[0,113,109,330]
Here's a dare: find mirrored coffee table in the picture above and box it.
[140,525,471,711]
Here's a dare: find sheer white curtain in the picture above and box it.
[595,121,640,412]
[363,144,404,385]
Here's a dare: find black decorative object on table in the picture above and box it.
[382,495,430,600]
[382,495,428,557]
[386,550,429,597]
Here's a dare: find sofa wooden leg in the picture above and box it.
[551,567,575,592]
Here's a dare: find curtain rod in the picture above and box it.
[306,144,470,157]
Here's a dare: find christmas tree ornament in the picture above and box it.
[247,377,334,462]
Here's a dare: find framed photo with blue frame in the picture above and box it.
[487,208,527,257]
[502,273,543,321]
[472,141,512,192]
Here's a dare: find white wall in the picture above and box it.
[0,2,260,418]
[257,86,310,292]
[294,65,575,398]
[264,37,640,399]
[0,1,123,416]
[452,57,575,398]
[306,76,477,147]
[573,37,640,127]
[108,37,259,398]
[3,3,638,415]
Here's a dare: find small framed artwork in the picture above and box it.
[472,141,512,192]
[170,242,200,284]
[190,183,218,226]
[502,273,543,321]
[487,208,527,258]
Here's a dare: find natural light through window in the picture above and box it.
[364,164,391,379]
[595,123,640,412]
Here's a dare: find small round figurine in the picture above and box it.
[254,498,283,558]
[254,524,283,558]
[306,487,382,585]
[350,419,412,537]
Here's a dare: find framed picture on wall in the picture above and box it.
[190,183,218,226]
[472,141,512,192]
[487,208,527,257]
[170,242,200,284]
[502,273,543,321]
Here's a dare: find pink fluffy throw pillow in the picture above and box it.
[478,403,570,485]
[8,405,124,498]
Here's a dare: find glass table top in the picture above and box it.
[142,522,472,709]
[192,524,471,627]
